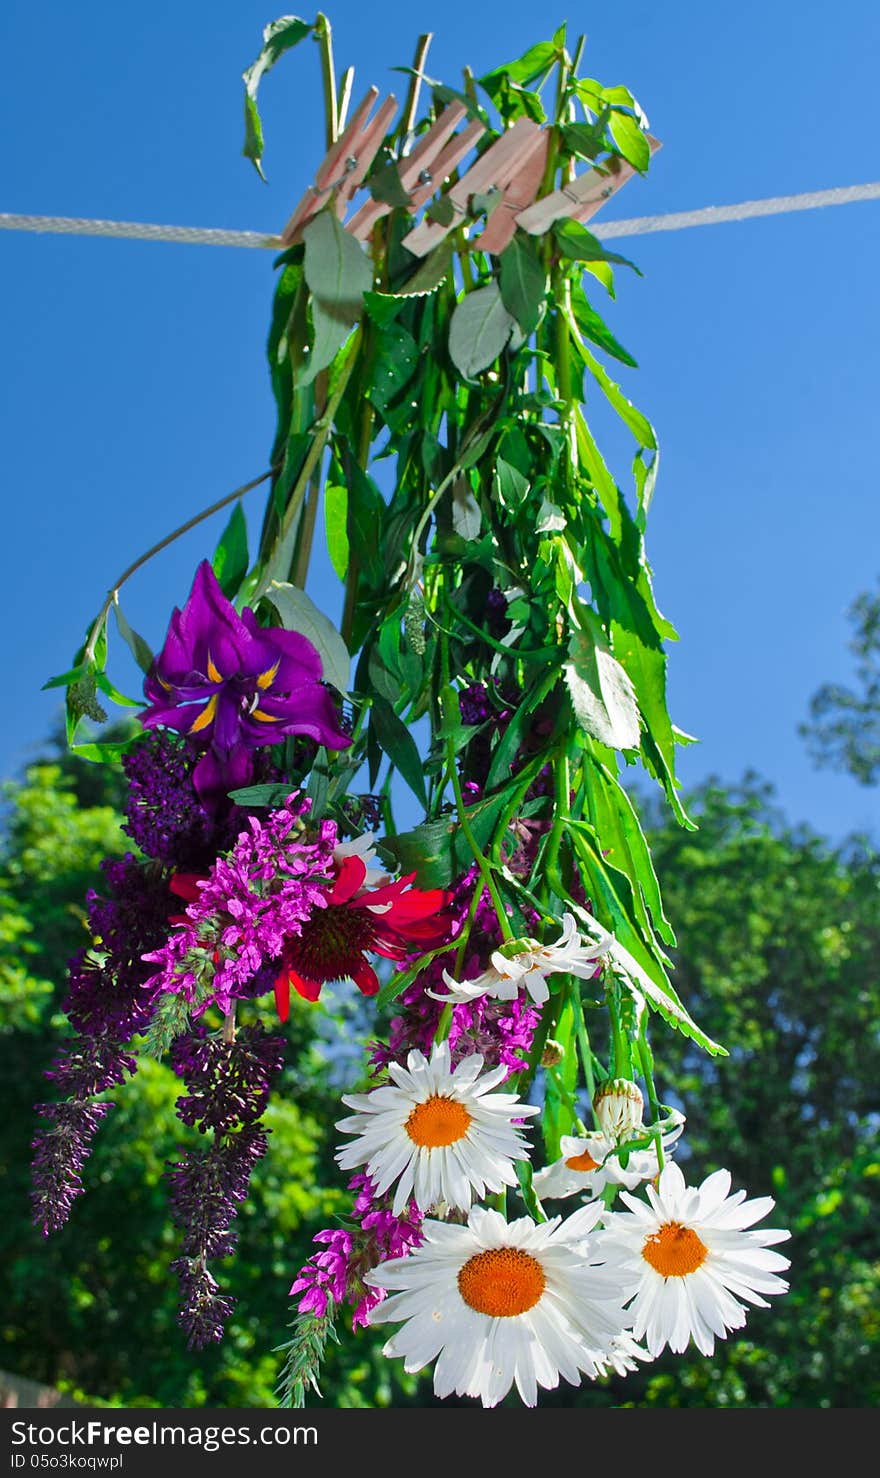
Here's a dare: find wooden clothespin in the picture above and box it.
[472,130,550,254]
[346,102,483,242]
[514,134,662,237]
[279,88,399,245]
[402,116,543,257]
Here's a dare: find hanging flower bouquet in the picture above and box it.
[32,15,790,1409]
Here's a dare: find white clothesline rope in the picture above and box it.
[1,181,879,250]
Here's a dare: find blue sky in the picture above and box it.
[1,0,878,840]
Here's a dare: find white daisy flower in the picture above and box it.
[594,1331,654,1379]
[599,1161,791,1357]
[334,1040,540,1217]
[533,1113,684,1201]
[366,1202,631,1407]
[431,911,612,1007]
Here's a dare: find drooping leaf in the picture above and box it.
[448,283,515,380]
[570,286,638,368]
[554,219,641,274]
[242,16,313,179]
[112,604,154,675]
[265,582,351,693]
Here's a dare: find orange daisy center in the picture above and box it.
[642,1221,709,1277]
[565,1149,600,1172]
[405,1095,472,1148]
[458,1248,546,1317]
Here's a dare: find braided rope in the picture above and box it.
[1,180,878,251]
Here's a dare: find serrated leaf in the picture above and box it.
[571,288,638,368]
[499,233,546,333]
[448,282,515,380]
[575,336,657,449]
[265,582,351,693]
[212,501,249,599]
[242,17,313,179]
[363,291,406,328]
[398,240,454,296]
[566,620,640,750]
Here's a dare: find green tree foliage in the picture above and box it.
[800,581,880,785]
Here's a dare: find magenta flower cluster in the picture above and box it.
[291,1173,423,1328]
[142,795,339,1014]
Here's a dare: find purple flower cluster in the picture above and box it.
[64,855,173,1041]
[122,730,236,868]
[371,870,539,1081]
[31,1034,136,1236]
[291,1173,423,1328]
[171,1023,286,1135]
[32,856,174,1236]
[142,796,338,1014]
[166,1023,286,1348]
[168,1122,269,1348]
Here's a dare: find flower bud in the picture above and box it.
[541,1038,565,1068]
[593,1078,644,1142]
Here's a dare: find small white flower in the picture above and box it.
[599,1161,791,1357]
[366,1202,630,1408]
[431,912,612,1007]
[593,1078,645,1141]
[533,1113,685,1202]
[334,1040,539,1217]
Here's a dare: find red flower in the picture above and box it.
[273,852,453,1020]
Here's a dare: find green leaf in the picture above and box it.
[69,738,138,764]
[228,782,295,807]
[565,614,641,751]
[369,323,419,415]
[398,240,454,297]
[570,288,638,368]
[368,161,411,208]
[451,478,482,540]
[264,582,351,693]
[212,501,249,599]
[298,297,356,388]
[370,695,427,807]
[479,41,558,94]
[554,219,641,274]
[493,456,530,508]
[363,291,406,328]
[561,117,610,161]
[574,335,657,449]
[608,110,651,173]
[303,209,373,314]
[346,463,385,586]
[448,283,515,380]
[242,16,313,179]
[324,483,350,581]
[499,233,547,333]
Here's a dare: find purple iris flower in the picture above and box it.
[141,561,349,805]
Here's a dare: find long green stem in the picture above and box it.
[315,14,338,146]
[83,468,273,664]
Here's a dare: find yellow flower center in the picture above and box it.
[564,1149,600,1172]
[642,1221,709,1277]
[458,1248,546,1317]
[405,1095,472,1148]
